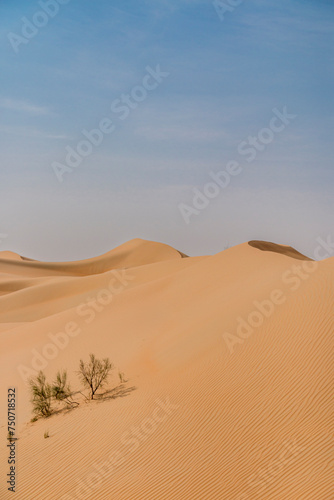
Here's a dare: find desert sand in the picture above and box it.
[0,238,333,499]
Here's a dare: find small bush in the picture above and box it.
[29,356,119,419]
[78,354,113,399]
[29,371,53,418]
[44,430,49,439]
[52,370,75,406]
[7,431,14,443]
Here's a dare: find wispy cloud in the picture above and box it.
[135,125,229,143]
[0,99,50,116]
[0,125,70,140]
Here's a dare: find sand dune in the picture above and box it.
[0,239,332,499]
[0,251,24,261]
[248,240,312,260]
[0,238,186,278]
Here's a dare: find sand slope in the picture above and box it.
[0,238,186,278]
[0,239,332,499]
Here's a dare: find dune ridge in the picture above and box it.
[0,238,187,278]
[248,240,312,260]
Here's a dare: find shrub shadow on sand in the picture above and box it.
[95,383,137,403]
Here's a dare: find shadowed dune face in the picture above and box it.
[0,239,332,500]
[248,240,312,260]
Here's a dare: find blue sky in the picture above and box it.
[0,0,333,260]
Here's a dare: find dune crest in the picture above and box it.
[248,240,312,260]
[0,251,23,261]
[0,238,187,278]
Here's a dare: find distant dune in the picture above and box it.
[0,239,333,499]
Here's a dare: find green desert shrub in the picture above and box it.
[78,354,113,399]
[51,370,77,408]
[29,371,53,418]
